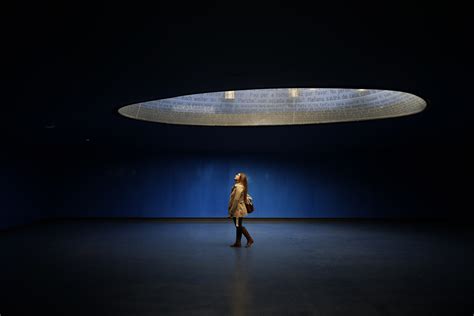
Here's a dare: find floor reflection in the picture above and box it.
[229,245,253,316]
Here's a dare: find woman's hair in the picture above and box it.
[238,172,248,202]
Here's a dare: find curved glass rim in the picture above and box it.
[117,88,427,126]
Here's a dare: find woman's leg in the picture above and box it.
[241,219,254,247]
[230,217,242,247]
[233,216,242,227]
[236,217,243,242]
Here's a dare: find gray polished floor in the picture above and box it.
[1,219,473,315]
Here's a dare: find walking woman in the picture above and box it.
[228,172,254,248]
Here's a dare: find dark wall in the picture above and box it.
[40,143,469,220]
[0,155,49,231]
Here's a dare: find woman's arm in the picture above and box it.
[228,185,243,216]
[228,187,234,215]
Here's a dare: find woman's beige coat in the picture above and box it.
[228,182,248,218]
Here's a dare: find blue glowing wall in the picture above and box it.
[43,147,459,219]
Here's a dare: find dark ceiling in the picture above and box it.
[5,3,472,153]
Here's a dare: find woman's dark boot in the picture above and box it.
[241,226,254,248]
[230,226,242,247]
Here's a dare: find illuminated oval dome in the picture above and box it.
[117,88,427,126]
